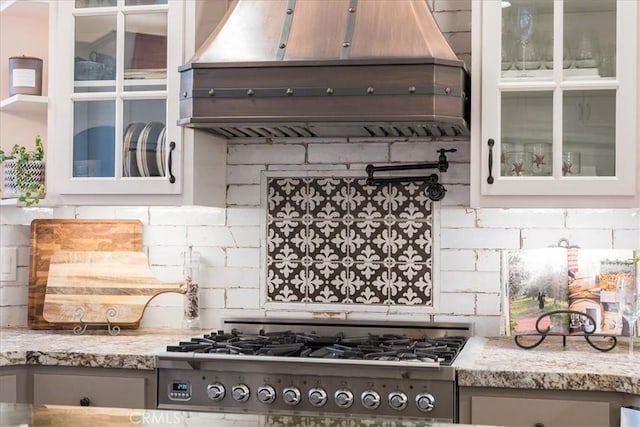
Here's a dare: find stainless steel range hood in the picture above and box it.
[178,0,470,139]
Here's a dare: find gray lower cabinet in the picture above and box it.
[0,368,29,403]
[0,366,155,409]
[459,387,640,427]
[0,375,17,403]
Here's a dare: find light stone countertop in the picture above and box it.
[1,328,638,396]
[454,336,640,396]
[0,327,204,370]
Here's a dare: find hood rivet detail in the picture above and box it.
[409,86,416,93]
[286,88,294,95]
[343,42,350,48]
[247,89,255,96]
[208,89,216,96]
[367,87,374,94]
[326,88,334,95]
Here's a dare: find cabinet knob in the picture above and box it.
[533,423,545,427]
[79,397,91,406]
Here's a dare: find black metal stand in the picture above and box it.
[514,310,617,352]
[365,148,456,201]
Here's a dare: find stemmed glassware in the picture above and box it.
[616,273,640,357]
[512,5,537,77]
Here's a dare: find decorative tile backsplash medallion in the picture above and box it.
[267,177,433,306]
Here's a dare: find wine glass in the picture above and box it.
[512,5,537,77]
[616,274,640,357]
[562,151,581,176]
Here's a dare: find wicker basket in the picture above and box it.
[2,160,45,196]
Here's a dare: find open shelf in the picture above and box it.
[0,94,48,114]
[0,0,48,16]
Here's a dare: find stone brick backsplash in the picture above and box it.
[2,202,638,336]
[267,177,433,306]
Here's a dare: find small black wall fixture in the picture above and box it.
[365,148,456,201]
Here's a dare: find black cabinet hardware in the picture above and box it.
[168,141,176,184]
[487,139,495,184]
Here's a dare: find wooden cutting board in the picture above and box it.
[29,219,143,329]
[43,251,185,325]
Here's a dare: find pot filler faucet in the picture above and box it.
[365,148,457,201]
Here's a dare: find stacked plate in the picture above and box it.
[123,121,166,177]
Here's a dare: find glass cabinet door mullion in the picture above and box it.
[552,87,563,178]
[120,90,167,99]
[115,6,125,180]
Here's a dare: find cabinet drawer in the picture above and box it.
[33,373,146,408]
[471,396,609,427]
[0,375,17,403]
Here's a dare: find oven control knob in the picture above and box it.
[282,386,301,405]
[361,390,381,409]
[257,385,276,404]
[206,383,225,401]
[416,392,435,412]
[231,384,250,402]
[388,391,408,411]
[308,388,328,407]
[334,389,354,408]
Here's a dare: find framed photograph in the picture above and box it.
[504,247,637,337]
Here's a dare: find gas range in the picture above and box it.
[156,319,472,422]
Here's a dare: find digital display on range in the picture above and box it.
[172,382,189,392]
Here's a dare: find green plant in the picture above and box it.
[0,135,45,206]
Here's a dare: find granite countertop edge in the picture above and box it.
[455,368,638,395]
[453,336,640,396]
[0,327,199,370]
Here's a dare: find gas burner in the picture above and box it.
[165,330,467,365]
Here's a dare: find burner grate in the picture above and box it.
[165,329,467,365]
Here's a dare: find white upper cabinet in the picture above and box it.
[47,0,184,200]
[471,0,638,208]
[45,0,228,206]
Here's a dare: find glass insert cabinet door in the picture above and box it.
[480,0,637,197]
[57,0,181,195]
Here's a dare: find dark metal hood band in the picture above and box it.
[191,85,462,99]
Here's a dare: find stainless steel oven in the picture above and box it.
[156,319,472,422]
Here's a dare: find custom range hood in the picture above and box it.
[178,0,470,139]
